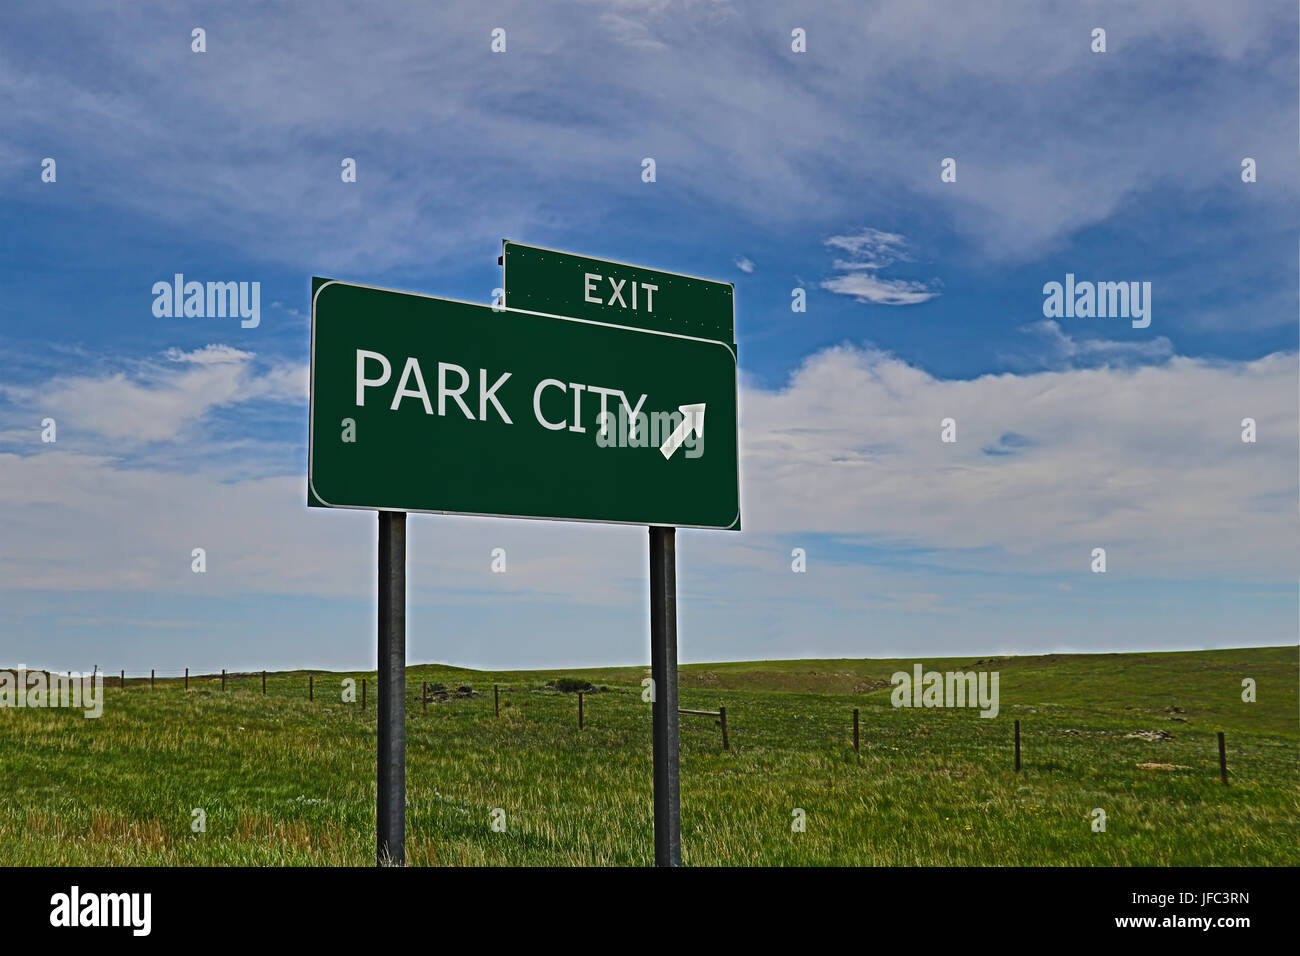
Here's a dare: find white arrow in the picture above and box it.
[659,403,706,460]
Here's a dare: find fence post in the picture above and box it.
[494,684,499,717]
[362,678,367,711]
[151,669,155,690]
[578,692,584,730]
[719,705,729,751]
[185,667,188,691]
[1014,719,1021,772]
[120,669,125,689]
[1217,731,1228,786]
[422,681,428,715]
[221,668,226,692]
[309,675,313,701]
[262,671,266,695]
[853,708,859,753]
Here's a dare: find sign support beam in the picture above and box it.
[377,510,406,866]
[649,526,681,866]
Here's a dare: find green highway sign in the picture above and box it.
[312,251,741,864]
[501,240,735,344]
[309,278,740,529]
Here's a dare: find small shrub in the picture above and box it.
[550,678,592,694]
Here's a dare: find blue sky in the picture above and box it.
[1,0,1297,673]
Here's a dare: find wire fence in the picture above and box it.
[69,668,1295,787]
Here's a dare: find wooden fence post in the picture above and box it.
[221,669,226,692]
[853,708,860,753]
[578,692,584,730]
[1014,719,1021,772]
[185,667,188,691]
[262,671,266,695]
[679,707,730,751]
[1218,731,1228,786]
[150,669,155,690]
[422,681,428,715]
[120,669,125,689]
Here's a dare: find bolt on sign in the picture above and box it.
[309,277,740,530]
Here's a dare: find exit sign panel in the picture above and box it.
[501,241,735,344]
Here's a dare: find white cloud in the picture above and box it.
[0,342,1293,607]
[741,344,1297,577]
[820,272,939,306]
[734,256,755,273]
[820,228,940,305]
[0,347,306,444]
[1019,320,1176,364]
[164,345,249,367]
[0,340,1294,666]
[596,12,672,51]
[247,362,310,403]
[3,1,1293,270]
[824,228,910,270]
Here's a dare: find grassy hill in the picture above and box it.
[1,646,1295,865]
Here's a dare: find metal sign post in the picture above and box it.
[649,526,681,866]
[376,510,406,865]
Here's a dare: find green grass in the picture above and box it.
[1,647,1295,865]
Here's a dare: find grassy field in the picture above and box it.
[1,646,1295,866]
